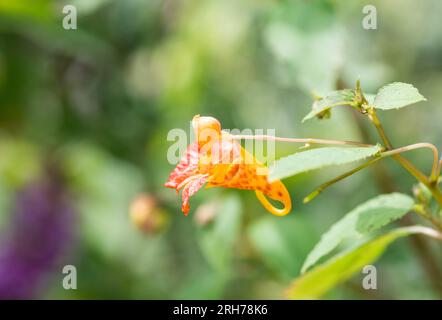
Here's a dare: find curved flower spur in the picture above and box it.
[165,115,292,216]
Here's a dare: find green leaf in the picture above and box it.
[302,89,356,123]
[198,194,242,272]
[269,145,381,182]
[372,82,426,110]
[287,226,436,299]
[301,193,414,273]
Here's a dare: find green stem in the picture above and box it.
[231,135,373,147]
[304,157,381,203]
[304,144,439,203]
[383,143,439,180]
[414,204,442,232]
[368,109,442,207]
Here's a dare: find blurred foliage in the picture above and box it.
[1,0,442,299]
[301,193,415,274]
[287,226,435,299]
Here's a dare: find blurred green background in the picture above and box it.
[1,0,442,299]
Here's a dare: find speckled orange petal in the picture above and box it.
[206,137,291,216]
[164,142,199,191]
[181,174,208,215]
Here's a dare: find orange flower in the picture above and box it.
[165,115,292,216]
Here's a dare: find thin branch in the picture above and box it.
[407,226,442,241]
[303,157,382,203]
[368,108,442,206]
[304,144,439,203]
[233,131,441,205]
[231,135,374,147]
[413,204,442,232]
[348,100,442,298]
[382,143,439,181]
[403,218,442,298]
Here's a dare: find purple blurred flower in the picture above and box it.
[0,169,76,299]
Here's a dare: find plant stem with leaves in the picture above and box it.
[367,108,442,213]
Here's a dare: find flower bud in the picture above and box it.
[129,193,168,234]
